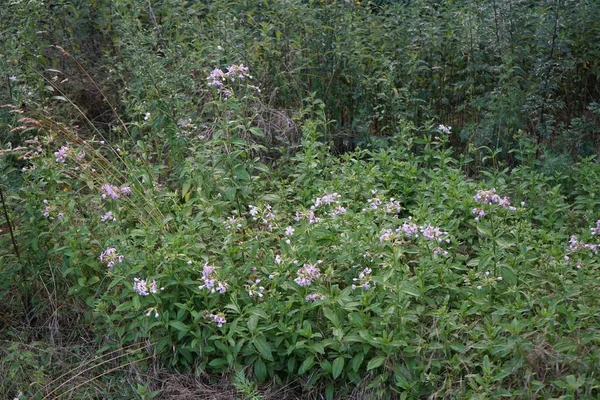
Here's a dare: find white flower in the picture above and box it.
[437,124,451,134]
[285,226,295,236]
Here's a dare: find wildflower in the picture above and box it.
[208,312,227,327]
[294,261,322,287]
[249,205,258,218]
[352,267,373,290]
[145,307,160,318]
[314,193,341,208]
[246,279,265,298]
[497,276,503,281]
[305,293,326,302]
[307,209,321,224]
[54,146,69,163]
[9,75,17,82]
[420,225,449,242]
[133,278,149,296]
[476,286,482,290]
[385,198,402,213]
[433,247,449,256]
[187,260,193,265]
[99,247,124,268]
[591,220,600,236]
[437,124,451,134]
[331,206,347,217]
[285,226,295,236]
[379,229,394,243]
[396,219,419,237]
[224,215,242,231]
[120,186,132,196]
[101,184,120,200]
[274,254,283,265]
[472,208,486,221]
[76,151,85,161]
[144,112,151,121]
[198,263,228,294]
[363,197,382,211]
[42,200,51,218]
[474,188,514,209]
[100,211,116,222]
[57,213,64,219]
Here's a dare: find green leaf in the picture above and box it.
[233,164,250,181]
[182,181,191,197]
[477,224,492,238]
[250,127,265,137]
[400,282,420,297]
[351,352,364,372]
[253,337,273,361]
[495,237,514,249]
[254,357,267,382]
[248,308,268,319]
[482,355,491,375]
[322,308,339,327]
[247,314,259,332]
[325,384,334,400]
[169,320,190,333]
[298,355,315,374]
[332,356,344,379]
[367,356,386,371]
[500,265,518,285]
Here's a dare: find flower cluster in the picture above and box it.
[363,197,382,211]
[207,312,227,328]
[305,293,326,302]
[397,219,420,237]
[381,219,449,244]
[54,146,69,163]
[295,193,345,224]
[294,261,323,287]
[437,124,452,135]
[42,199,60,218]
[245,278,265,298]
[224,215,242,231]
[474,188,516,209]
[421,225,449,243]
[198,263,228,294]
[295,209,322,224]
[314,193,341,208]
[249,204,276,230]
[565,235,598,260]
[207,64,253,98]
[99,247,124,268]
[472,208,486,222]
[591,220,600,236]
[352,267,374,290]
[101,184,132,200]
[473,271,503,290]
[145,307,160,318]
[433,247,449,256]
[472,188,518,221]
[100,211,116,222]
[133,278,162,296]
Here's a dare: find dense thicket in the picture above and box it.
[2,0,600,163]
